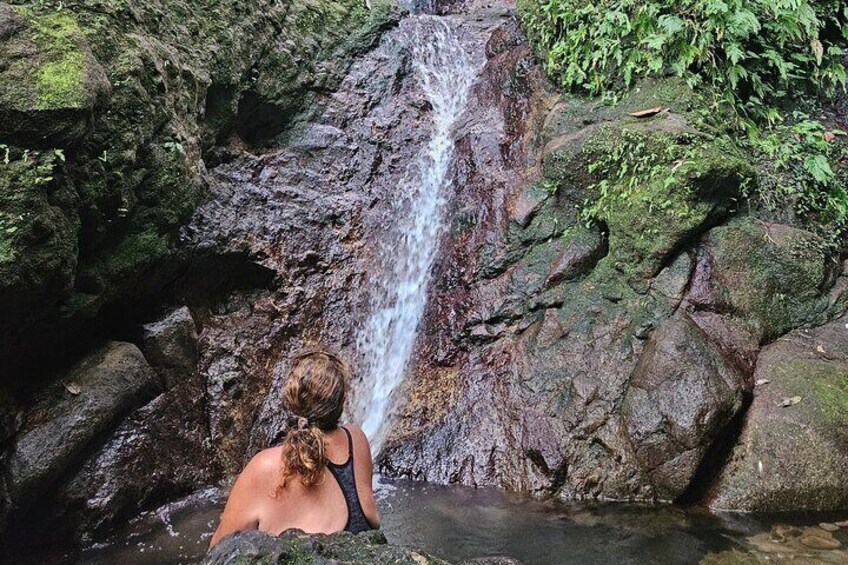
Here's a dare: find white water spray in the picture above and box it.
[355,16,479,454]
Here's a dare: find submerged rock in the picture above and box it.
[709,315,848,512]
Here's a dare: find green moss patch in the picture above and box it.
[775,358,848,428]
[8,8,90,111]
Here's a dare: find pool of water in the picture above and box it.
[26,480,848,564]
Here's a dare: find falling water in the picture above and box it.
[355,15,480,454]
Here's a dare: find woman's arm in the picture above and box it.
[209,452,273,548]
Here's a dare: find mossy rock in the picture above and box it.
[204,530,452,565]
[701,220,832,342]
[541,112,752,287]
[709,315,848,512]
[0,3,110,147]
[0,146,78,334]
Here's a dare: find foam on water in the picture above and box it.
[354,15,480,455]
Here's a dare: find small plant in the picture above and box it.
[580,130,707,226]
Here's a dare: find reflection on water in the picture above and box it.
[31,480,848,564]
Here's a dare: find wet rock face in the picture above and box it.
[182,7,499,475]
[375,20,846,504]
[141,306,200,389]
[161,0,847,509]
[0,342,159,527]
[622,313,750,501]
[709,315,848,512]
[205,529,519,565]
[56,308,212,542]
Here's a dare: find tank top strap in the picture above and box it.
[326,426,372,534]
[341,425,354,462]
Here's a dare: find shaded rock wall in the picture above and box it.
[0,0,396,376]
[0,0,401,547]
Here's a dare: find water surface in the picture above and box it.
[60,480,848,564]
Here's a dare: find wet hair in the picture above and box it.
[279,350,348,488]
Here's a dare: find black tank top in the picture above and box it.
[326,426,373,534]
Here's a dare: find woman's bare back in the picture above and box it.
[209,424,380,547]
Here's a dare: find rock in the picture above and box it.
[0,342,159,526]
[649,252,692,305]
[819,522,840,532]
[688,220,833,342]
[622,312,750,500]
[0,388,20,445]
[539,84,752,285]
[799,528,841,550]
[709,315,848,512]
[141,306,199,389]
[0,4,110,147]
[57,380,215,542]
[203,530,452,565]
[543,228,606,288]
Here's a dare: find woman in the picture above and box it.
[209,351,380,548]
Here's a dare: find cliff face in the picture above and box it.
[0,0,395,373]
[0,0,398,544]
[0,0,847,553]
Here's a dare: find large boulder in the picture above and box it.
[688,220,832,343]
[539,82,753,288]
[709,315,848,512]
[622,312,751,501]
[0,341,159,526]
[57,381,216,542]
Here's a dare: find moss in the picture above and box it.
[35,51,85,110]
[578,126,750,281]
[775,359,848,427]
[0,146,76,291]
[14,8,89,110]
[75,147,199,304]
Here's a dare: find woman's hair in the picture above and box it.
[279,350,348,488]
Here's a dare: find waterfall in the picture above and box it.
[355,15,479,454]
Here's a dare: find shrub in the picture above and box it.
[518,0,847,117]
[519,0,848,247]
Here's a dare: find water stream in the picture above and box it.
[354,14,481,453]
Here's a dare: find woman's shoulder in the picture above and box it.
[242,445,283,481]
[341,424,372,456]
